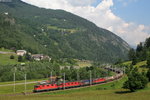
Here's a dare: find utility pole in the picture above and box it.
[94,70,96,78]
[90,70,92,85]
[13,72,15,93]
[50,71,52,83]
[77,70,79,81]
[24,73,27,95]
[107,67,109,77]
[63,73,65,90]
[13,67,16,93]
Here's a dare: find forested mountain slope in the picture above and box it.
[0,0,130,63]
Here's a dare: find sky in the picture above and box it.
[21,0,150,47]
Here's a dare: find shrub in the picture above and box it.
[10,55,15,59]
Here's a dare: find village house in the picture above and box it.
[32,54,51,61]
[32,54,43,61]
[43,55,51,61]
[16,50,27,56]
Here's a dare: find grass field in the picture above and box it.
[134,61,147,67]
[1,89,150,100]
[0,53,19,65]
[77,60,92,68]
[0,48,13,52]
[122,61,132,65]
[123,61,148,72]
[0,83,35,94]
[0,77,150,100]
[0,48,18,65]
[0,78,48,94]
[123,61,147,68]
[47,25,78,34]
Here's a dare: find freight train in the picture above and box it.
[33,66,123,92]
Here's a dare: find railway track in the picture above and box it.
[0,66,124,96]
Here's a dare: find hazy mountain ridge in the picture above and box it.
[0,0,130,63]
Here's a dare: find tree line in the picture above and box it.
[128,37,150,66]
[123,37,150,92]
[0,60,110,82]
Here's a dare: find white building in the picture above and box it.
[4,12,8,15]
[16,50,27,56]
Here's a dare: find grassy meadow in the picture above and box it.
[0,48,18,65]
[0,76,150,100]
[1,89,150,100]
[0,83,35,94]
[123,61,148,72]
[0,78,49,94]
[77,60,92,68]
[0,53,19,65]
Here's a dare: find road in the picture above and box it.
[0,51,15,54]
[0,80,45,87]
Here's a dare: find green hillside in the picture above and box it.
[0,0,130,63]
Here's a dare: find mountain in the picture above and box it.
[0,0,130,63]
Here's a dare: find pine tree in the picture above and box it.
[18,56,23,62]
[25,53,31,61]
[147,58,150,68]
[136,42,143,52]
[132,57,137,65]
[145,37,150,48]
[128,48,137,65]
[147,68,150,81]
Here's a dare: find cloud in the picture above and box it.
[117,0,139,6]
[21,0,150,47]
[67,0,96,6]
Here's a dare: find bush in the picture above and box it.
[10,55,15,59]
